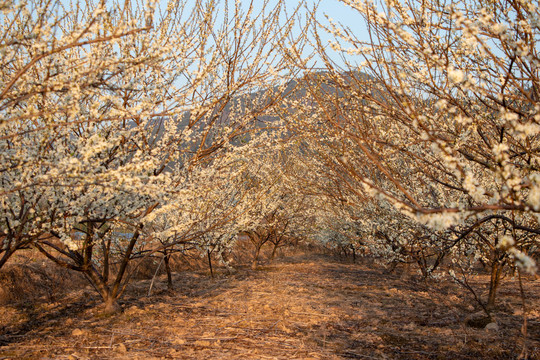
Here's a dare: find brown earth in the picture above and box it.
[0,254,539,359]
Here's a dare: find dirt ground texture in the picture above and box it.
[0,253,539,359]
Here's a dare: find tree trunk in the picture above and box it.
[416,259,429,278]
[103,294,121,315]
[487,260,503,310]
[385,260,398,274]
[111,229,140,296]
[0,247,14,270]
[207,250,214,278]
[85,269,122,314]
[101,238,111,284]
[270,243,278,260]
[164,253,173,289]
[429,253,445,274]
[35,229,135,314]
[252,244,262,269]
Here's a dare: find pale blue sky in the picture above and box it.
[314,0,366,34]
[308,0,369,68]
[58,0,370,69]
[178,0,370,68]
[237,0,370,68]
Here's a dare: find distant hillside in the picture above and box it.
[135,70,377,170]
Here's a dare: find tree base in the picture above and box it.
[99,300,122,316]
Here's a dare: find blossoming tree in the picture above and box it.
[0,0,309,312]
[279,0,540,322]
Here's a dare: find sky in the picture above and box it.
[304,0,370,68]
[55,0,370,69]
[315,0,366,33]
[177,0,370,68]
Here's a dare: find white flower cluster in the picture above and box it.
[448,68,466,84]
[508,248,537,274]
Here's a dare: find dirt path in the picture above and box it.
[0,254,539,359]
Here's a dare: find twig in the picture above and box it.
[148,256,165,296]
[290,311,333,317]
[192,336,238,341]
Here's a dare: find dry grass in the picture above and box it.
[0,253,539,359]
[0,252,86,306]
